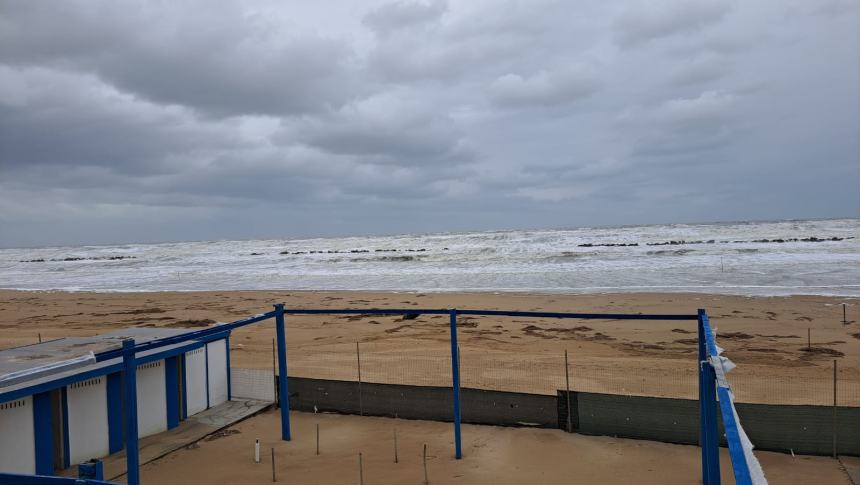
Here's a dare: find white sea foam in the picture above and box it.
[0,219,858,296]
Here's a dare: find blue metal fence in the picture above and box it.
[3,304,765,485]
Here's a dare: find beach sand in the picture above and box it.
[133,409,851,485]
[1,290,858,404]
[3,290,858,483]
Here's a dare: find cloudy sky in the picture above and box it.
[0,0,858,248]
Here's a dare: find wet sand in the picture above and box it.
[1,290,858,404]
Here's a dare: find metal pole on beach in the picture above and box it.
[274,304,291,440]
[122,339,140,485]
[449,309,463,459]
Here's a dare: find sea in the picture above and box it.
[0,219,858,297]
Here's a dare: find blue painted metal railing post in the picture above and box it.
[274,304,291,441]
[449,309,463,459]
[698,309,720,485]
[698,313,707,482]
[122,339,140,485]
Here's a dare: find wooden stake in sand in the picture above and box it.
[356,342,364,416]
[422,444,429,485]
[271,448,276,482]
[393,427,398,463]
[358,452,364,485]
[316,423,320,456]
[843,303,848,325]
[255,439,260,463]
[564,349,572,433]
[807,328,811,351]
[38,333,42,343]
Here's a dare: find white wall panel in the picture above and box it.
[66,377,109,464]
[136,360,167,438]
[206,339,228,407]
[0,397,35,474]
[184,347,207,416]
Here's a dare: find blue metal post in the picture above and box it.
[704,360,721,484]
[122,339,140,485]
[698,309,720,485]
[107,372,124,453]
[449,309,463,459]
[165,356,180,430]
[32,391,54,475]
[274,304,291,441]
[225,333,232,400]
[698,315,707,483]
[60,387,70,469]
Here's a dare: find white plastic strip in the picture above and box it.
[726,388,768,485]
[0,351,96,388]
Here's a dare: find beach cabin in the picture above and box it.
[0,327,232,475]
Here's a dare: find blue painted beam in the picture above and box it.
[106,373,123,454]
[32,391,54,476]
[703,361,720,484]
[164,356,179,430]
[204,343,210,409]
[225,334,232,401]
[698,316,708,484]
[180,354,188,420]
[449,309,462,459]
[96,313,276,362]
[60,388,70,469]
[122,340,140,485]
[274,304,291,441]
[717,387,754,485]
[284,308,698,320]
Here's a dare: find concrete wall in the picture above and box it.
[184,347,207,416]
[136,360,167,438]
[206,340,228,407]
[66,377,109,465]
[286,377,859,457]
[0,396,35,474]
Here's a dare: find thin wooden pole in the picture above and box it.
[316,423,320,455]
[271,448,276,482]
[843,303,848,324]
[358,452,364,485]
[423,444,429,485]
[393,427,398,463]
[38,332,42,343]
[564,349,572,433]
[807,328,811,351]
[833,360,838,458]
[357,342,364,416]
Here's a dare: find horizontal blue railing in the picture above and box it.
[700,312,760,485]
[94,308,698,362]
[94,311,277,362]
[0,473,117,485]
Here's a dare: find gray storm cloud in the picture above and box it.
[0,0,858,247]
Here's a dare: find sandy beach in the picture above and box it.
[134,409,851,485]
[2,290,857,405]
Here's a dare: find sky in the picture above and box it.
[0,0,858,248]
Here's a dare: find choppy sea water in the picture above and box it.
[0,219,858,296]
